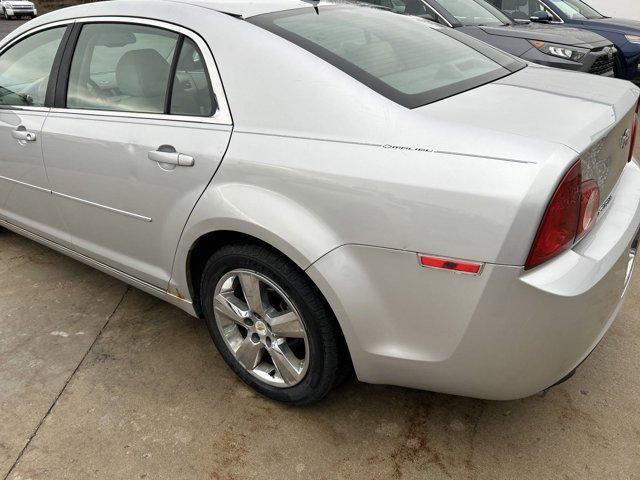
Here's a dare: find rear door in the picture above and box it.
[0,24,72,244]
[41,19,232,288]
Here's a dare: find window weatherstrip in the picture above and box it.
[45,25,74,107]
[54,22,82,108]
[165,34,185,115]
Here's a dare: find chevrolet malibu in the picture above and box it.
[0,0,639,405]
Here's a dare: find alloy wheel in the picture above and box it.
[213,269,310,388]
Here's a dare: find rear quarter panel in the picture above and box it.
[170,5,582,298]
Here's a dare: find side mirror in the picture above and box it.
[513,18,531,24]
[530,10,553,23]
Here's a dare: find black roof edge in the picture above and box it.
[219,10,244,19]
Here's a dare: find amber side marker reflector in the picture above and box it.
[418,255,483,275]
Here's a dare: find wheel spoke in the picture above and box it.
[268,310,305,338]
[269,343,303,385]
[214,292,249,325]
[238,273,265,315]
[214,269,310,388]
[234,337,263,370]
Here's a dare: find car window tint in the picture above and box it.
[494,0,559,19]
[435,0,510,26]
[0,27,65,107]
[250,6,524,108]
[363,0,408,13]
[546,0,602,19]
[67,23,179,113]
[497,0,531,19]
[170,38,216,117]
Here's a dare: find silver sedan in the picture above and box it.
[0,0,639,405]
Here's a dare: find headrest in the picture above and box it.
[116,49,170,98]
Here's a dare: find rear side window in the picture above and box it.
[249,6,524,109]
[170,38,216,117]
[0,27,66,107]
[67,23,179,113]
[66,23,216,117]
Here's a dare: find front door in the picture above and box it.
[41,20,232,288]
[0,26,71,244]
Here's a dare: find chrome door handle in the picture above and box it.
[148,150,194,167]
[12,128,36,142]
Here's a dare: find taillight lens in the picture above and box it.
[525,160,600,271]
[576,180,599,242]
[525,162,582,270]
[629,101,639,163]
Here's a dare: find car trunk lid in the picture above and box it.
[416,65,639,208]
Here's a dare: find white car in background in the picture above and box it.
[0,0,639,405]
[1,0,37,20]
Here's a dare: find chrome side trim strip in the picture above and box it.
[48,108,233,127]
[0,106,50,113]
[0,175,152,222]
[0,175,51,194]
[52,191,153,222]
[0,216,195,314]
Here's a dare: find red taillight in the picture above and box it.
[629,101,639,163]
[419,255,482,275]
[525,161,582,270]
[525,160,600,270]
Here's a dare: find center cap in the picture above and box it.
[255,320,267,335]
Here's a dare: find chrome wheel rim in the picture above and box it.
[213,269,310,388]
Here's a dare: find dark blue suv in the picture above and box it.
[488,0,640,82]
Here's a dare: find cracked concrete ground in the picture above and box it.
[1,229,640,480]
[2,227,639,480]
[2,17,640,480]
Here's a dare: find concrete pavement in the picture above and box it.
[1,17,640,480]
[1,230,640,480]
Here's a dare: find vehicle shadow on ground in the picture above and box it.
[2,230,638,479]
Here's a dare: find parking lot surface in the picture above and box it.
[1,18,640,480]
[0,19,26,37]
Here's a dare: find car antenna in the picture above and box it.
[302,0,321,15]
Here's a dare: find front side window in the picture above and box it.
[493,0,531,19]
[250,6,524,109]
[493,0,561,21]
[546,0,603,19]
[0,27,65,107]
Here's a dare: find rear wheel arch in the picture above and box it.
[187,230,286,314]
[186,230,354,385]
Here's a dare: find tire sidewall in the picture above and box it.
[200,249,332,404]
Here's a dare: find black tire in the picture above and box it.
[200,243,346,405]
